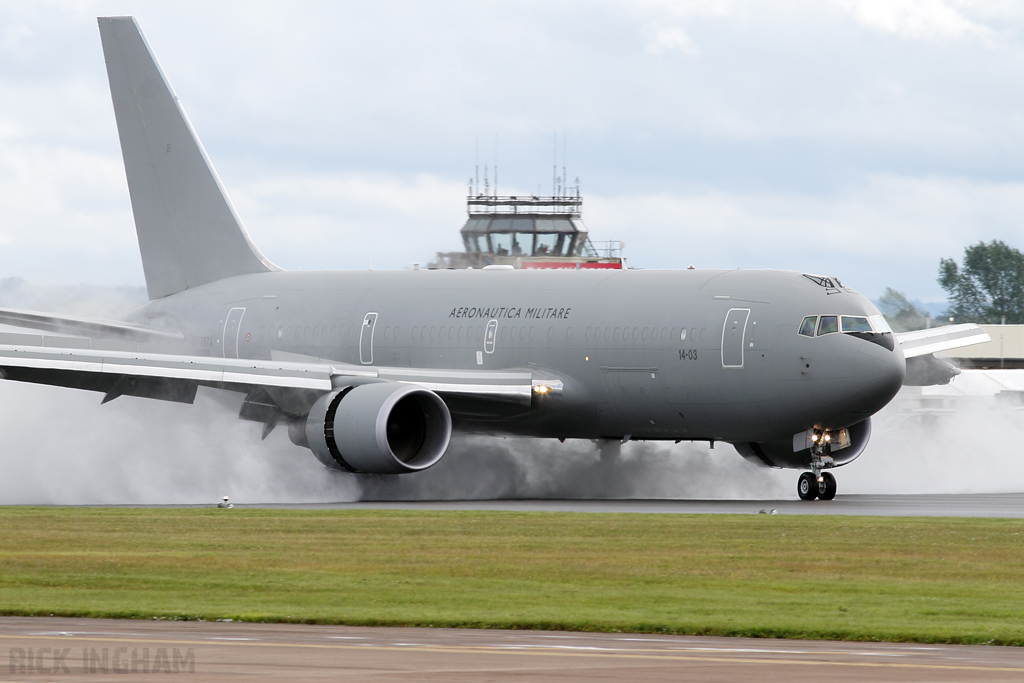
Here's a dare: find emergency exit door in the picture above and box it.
[721,308,750,368]
[360,312,378,364]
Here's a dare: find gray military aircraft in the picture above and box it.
[0,17,989,500]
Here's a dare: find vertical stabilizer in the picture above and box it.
[98,17,277,300]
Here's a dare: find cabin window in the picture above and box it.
[841,316,872,333]
[566,327,573,340]
[529,327,536,340]
[798,316,817,337]
[277,326,284,339]
[817,316,838,336]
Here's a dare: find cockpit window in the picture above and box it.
[869,315,892,334]
[802,313,894,338]
[841,316,872,333]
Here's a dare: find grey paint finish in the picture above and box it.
[123,267,906,449]
[97,17,276,300]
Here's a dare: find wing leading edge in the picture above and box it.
[0,307,183,344]
[896,323,990,359]
[0,345,540,407]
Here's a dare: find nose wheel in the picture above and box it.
[797,471,837,500]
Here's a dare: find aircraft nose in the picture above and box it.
[848,340,905,414]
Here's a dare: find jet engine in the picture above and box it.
[732,418,872,470]
[290,383,452,474]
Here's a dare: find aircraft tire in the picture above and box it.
[797,472,818,500]
[819,472,837,500]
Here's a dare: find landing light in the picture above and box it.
[533,385,551,395]
[824,433,831,442]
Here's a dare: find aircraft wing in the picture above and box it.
[0,344,541,407]
[895,323,990,359]
[0,307,183,344]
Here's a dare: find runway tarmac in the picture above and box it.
[0,616,1020,682]
[244,492,1024,517]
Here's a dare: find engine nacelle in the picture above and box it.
[732,418,872,470]
[292,383,452,474]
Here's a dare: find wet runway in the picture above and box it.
[0,617,1020,682]
[245,492,1024,517]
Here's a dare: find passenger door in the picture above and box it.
[222,307,245,359]
[721,308,750,368]
[360,312,378,364]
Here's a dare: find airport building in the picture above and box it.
[430,192,625,270]
[937,324,1024,369]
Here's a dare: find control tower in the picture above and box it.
[430,192,624,270]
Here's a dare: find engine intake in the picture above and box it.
[295,383,452,474]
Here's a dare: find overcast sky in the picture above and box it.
[3,1,1024,303]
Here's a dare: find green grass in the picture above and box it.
[0,507,1022,644]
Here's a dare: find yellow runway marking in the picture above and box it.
[0,633,1020,673]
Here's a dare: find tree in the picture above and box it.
[878,288,929,332]
[938,240,1024,324]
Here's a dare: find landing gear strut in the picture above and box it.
[797,429,840,501]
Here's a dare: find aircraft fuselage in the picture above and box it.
[130,267,906,447]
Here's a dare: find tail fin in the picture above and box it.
[98,17,277,300]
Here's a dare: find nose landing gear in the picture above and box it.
[797,429,840,501]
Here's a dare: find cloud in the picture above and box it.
[0,0,1023,303]
[227,171,468,272]
[647,26,698,55]
[833,0,999,43]
[587,174,1024,301]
